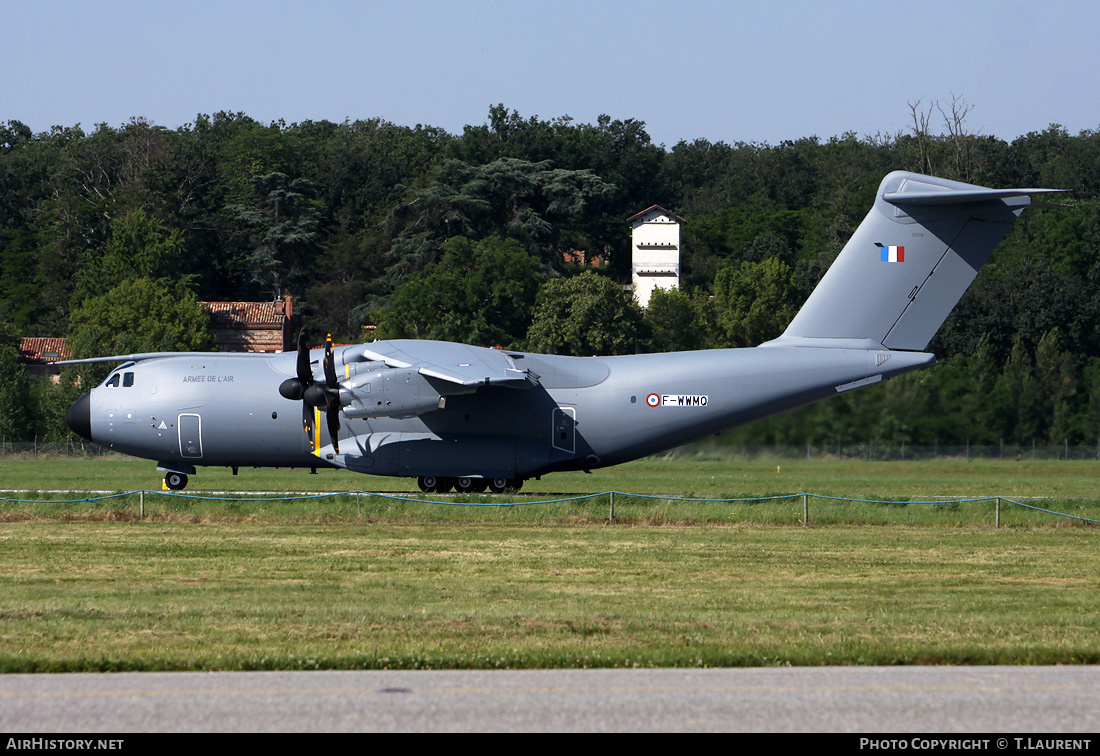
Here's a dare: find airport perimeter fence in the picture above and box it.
[2,488,1099,528]
[6,440,1100,462]
[663,441,1100,462]
[0,441,117,459]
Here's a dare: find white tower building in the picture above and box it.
[628,205,685,308]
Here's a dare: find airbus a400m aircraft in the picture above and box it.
[63,172,1059,493]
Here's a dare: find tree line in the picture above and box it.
[2,102,1100,446]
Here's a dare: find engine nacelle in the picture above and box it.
[341,366,445,419]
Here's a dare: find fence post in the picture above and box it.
[356,492,361,519]
[139,490,145,520]
[803,494,809,526]
[609,491,615,522]
[995,497,1000,529]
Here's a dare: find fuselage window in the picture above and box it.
[123,372,135,387]
[105,374,120,387]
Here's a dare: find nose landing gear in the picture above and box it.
[165,472,189,491]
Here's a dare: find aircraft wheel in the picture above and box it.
[418,475,453,494]
[488,477,520,494]
[165,472,188,491]
[453,476,481,494]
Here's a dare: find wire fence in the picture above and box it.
[658,441,1100,462]
[1,488,1098,527]
[5,441,1100,461]
[0,441,117,459]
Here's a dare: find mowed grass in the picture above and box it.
[3,522,1100,672]
[1,454,1099,671]
[3,453,1100,526]
[4,452,1100,498]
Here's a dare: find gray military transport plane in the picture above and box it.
[62,171,1060,493]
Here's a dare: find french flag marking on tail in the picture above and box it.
[876,243,905,262]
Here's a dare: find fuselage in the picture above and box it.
[66,341,933,482]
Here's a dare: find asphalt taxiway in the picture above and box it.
[2,666,1100,732]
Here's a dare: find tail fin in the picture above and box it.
[767,171,1061,351]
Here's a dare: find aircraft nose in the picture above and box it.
[66,391,93,441]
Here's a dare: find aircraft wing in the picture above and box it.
[56,351,265,365]
[344,339,532,387]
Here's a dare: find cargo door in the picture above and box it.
[552,407,576,454]
[178,413,203,458]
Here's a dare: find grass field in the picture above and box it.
[7,450,1100,497]
[3,453,1100,526]
[1,454,1099,671]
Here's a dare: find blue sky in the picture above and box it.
[3,0,1098,147]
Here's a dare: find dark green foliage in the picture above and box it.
[68,277,215,387]
[0,322,33,440]
[374,236,544,347]
[70,208,186,307]
[711,258,798,348]
[383,156,618,287]
[5,106,1100,444]
[227,172,324,296]
[527,271,645,356]
[643,288,705,352]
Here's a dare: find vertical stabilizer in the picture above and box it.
[766,171,1060,351]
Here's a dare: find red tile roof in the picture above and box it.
[202,301,284,327]
[201,296,293,353]
[19,337,71,364]
[627,205,686,224]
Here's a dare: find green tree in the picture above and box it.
[711,258,798,348]
[643,287,704,352]
[0,322,33,441]
[227,172,324,296]
[526,271,645,356]
[68,277,215,385]
[29,377,84,442]
[374,236,544,347]
[384,157,617,286]
[70,208,185,306]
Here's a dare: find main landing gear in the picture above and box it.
[417,476,522,494]
[165,472,189,491]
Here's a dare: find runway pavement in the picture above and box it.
[2,666,1100,733]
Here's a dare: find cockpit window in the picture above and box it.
[105,374,120,387]
[123,372,134,387]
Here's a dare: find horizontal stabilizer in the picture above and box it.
[883,186,1063,206]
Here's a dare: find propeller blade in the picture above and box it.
[279,330,315,401]
[326,406,341,455]
[296,329,313,388]
[302,403,315,451]
[323,334,338,388]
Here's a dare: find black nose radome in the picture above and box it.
[66,392,92,441]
